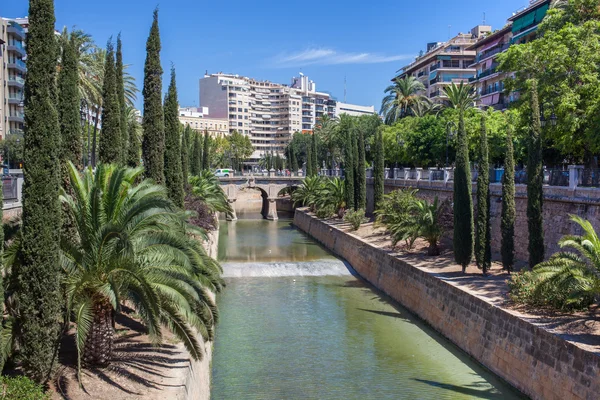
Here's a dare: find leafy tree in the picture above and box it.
[202,130,210,171]
[115,33,128,165]
[475,116,491,275]
[381,76,426,124]
[527,80,545,267]
[59,163,222,373]
[373,129,385,210]
[228,130,253,172]
[0,136,24,168]
[142,8,165,183]
[357,128,366,209]
[18,0,63,383]
[501,122,516,272]
[181,124,190,185]
[163,66,184,207]
[191,131,202,176]
[444,82,476,273]
[99,39,121,164]
[58,32,82,174]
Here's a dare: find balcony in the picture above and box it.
[8,129,24,136]
[7,77,25,88]
[477,63,500,80]
[7,23,25,40]
[7,59,26,72]
[8,111,25,123]
[7,42,26,56]
[429,90,441,98]
[481,83,504,97]
[7,94,24,105]
[476,43,510,63]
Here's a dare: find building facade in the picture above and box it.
[178,106,229,137]
[0,17,28,141]
[395,25,490,102]
[335,102,376,117]
[199,72,373,162]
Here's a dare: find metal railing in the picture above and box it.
[2,176,19,201]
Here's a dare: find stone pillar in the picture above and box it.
[415,168,423,182]
[404,168,411,181]
[366,168,373,178]
[428,168,436,182]
[226,199,238,221]
[444,168,453,184]
[266,197,278,220]
[568,165,584,190]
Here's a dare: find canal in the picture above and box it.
[211,216,524,399]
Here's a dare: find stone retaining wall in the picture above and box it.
[294,210,600,400]
[367,179,600,263]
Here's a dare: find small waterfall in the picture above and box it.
[222,259,353,278]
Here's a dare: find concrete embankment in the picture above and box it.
[294,210,600,400]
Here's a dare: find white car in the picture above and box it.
[215,169,233,177]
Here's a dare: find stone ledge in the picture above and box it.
[294,210,600,400]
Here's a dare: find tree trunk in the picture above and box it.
[83,297,114,367]
[427,241,440,256]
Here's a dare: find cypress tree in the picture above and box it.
[453,110,474,273]
[306,143,314,177]
[373,129,385,210]
[98,39,121,164]
[311,132,319,175]
[58,33,82,173]
[501,121,516,273]
[127,118,140,167]
[0,174,4,373]
[163,66,184,207]
[142,8,165,184]
[344,130,355,210]
[116,33,128,165]
[527,79,545,267]
[18,0,63,383]
[290,144,298,173]
[352,129,360,210]
[191,131,202,176]
[202,130,210,170]
[181,124,190,186]
[475,115,491,275]
[357,128,366,210]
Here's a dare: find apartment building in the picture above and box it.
[178,106,229,136]
[467,0,550,110]
[394,25,491,102]
[335,102,376,117]
[0,17,28,141]
[199,72,368,162]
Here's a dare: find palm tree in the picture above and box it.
[409,97,442,117]
[532,216,600,306]
[412,197,444,256]
[381,76,426,124]
[292,176,325,211]
[315,114,340,167]
[188,170,233,215]
[316,177,346,217]
[60,163,222,374]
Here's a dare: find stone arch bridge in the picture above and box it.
[219,175,304,220]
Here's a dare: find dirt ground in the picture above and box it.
[329,217,600,355]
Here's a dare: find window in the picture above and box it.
[238,108,242,112]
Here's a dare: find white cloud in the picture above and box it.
[272,48,413,67]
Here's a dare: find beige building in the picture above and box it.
[0,17,28,141]
[199,72,369,162]
[395,25,490,102]
[178,107,229,137]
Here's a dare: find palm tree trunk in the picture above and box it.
[83,297,114,367]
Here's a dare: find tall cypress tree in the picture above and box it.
[98,39,121,164]
[306,142,314,177]
[18,0,63,383]
[115,33,128,165]
[191,131,202,176]
[501,121,516,273]
[58,33,82,173]
[127,117,140,167]
[527,79,545,267]
[181,124,190,187]
[357,128,366,210]
[475,115,491,275]
[344,130,355,210]
[453,110,474,273]
[352,129,360,210]
[290,144,298,173]
[373,129,385,210]
[311,132,318,175]
[142,8,165,183]
[202,130,210,170]
[163,66,184,207]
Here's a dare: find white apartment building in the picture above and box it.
[0,17,28,141]
[199,72,370,162]
[178,106,229,137]
[335,102,376,117]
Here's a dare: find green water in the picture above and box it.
[211,218,525,399]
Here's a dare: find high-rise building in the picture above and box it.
[0,17,28,141]
[394,25,491,102]
[199,72,374,162]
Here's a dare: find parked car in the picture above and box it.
[215,168,233,177]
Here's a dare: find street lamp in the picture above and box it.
[446,121,457,168]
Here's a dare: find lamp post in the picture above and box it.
[446,120,457,168]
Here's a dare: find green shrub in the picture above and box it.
[315,204,335,219]
[344,209,365,231]
[0,376,49,400]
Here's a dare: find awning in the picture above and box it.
[437,55,451,61]
[479,38,502,53]
[511,26,538,44]
[512,11,535,33]
[429,70,438,80]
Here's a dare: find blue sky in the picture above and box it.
[4,0,527,112]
